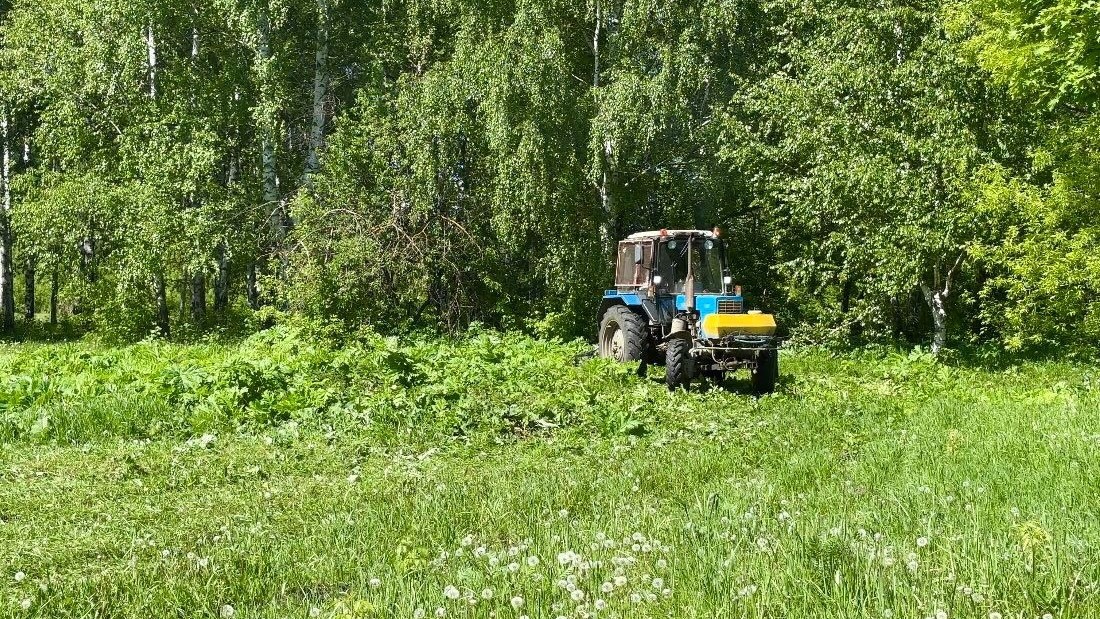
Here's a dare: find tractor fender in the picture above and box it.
[599,296,656,325]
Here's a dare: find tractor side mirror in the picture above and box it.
[634,244,644,265]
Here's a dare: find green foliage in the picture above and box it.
[2,336,1100,616]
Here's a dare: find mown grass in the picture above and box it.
[1,328,1098,618]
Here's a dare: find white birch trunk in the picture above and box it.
[0,110,14,332]
[145,22,158,98]
[921,282,948,355]
[304,0,330,183]
[592,0,614,255]
[257,9,285,256]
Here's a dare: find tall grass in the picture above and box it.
[0,331,1098,617]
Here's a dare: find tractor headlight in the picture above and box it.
[652,275,663,285]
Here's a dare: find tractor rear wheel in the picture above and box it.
[751,349,779,395]
[665,337,693,391]
[599,307,650,375]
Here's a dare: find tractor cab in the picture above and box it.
[598,229,780,392]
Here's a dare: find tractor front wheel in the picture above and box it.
[665,337,693,391]
[599,307,650,375]
[751,349,779,395]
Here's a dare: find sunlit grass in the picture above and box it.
[1,335,1098,617]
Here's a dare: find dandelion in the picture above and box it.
[652,578,664,589]
[511,596,524,609]
[656,558,667,570]
[614,575,627,587]
[645,592,658,602]
[630,593,642,603]
[917,537,930,548]
[197,557,210,569]
[310,608,322,618]
[19,599,31,610]
[481,588,494,600]
[594,599,607,611]
[988,613,1001,619]
[435,608,446,618]
[662,588,672,598]
[526,556,540,567]
[461,535,474,547]
[507,562,519,573]
[601,581,614,593]
[14,572,26,582]
[738,584,757,597]
[219,604,235,618]
[971,592,985,603]
[413,610,425,619]
[571,589,585,602]
[444,585,461,600]
[475,546,487,558]
[559,509,570,518]
[1042,614,1053,619]
[488,556,500,567]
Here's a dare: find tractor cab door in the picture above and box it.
[615,240,654,290]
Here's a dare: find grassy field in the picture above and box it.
[1,325,1099,618]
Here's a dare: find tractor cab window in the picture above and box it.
[615,241,653,288]
[656,237,725,294]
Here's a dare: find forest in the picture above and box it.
[3,2,1100,617]
[0,0,1095,352]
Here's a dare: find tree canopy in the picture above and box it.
[0,0,1095,354]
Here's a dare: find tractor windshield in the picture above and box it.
[656,237,725,294]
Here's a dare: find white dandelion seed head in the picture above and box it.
[1042,614,1053,619]
[481,588,493,600]
[460,535,474,547]
[443,585,461,600]
[645,591,657,602]
[594,599,607,611]
[488,556,500,567]
[474,546,487,558]
[507,562,519,573]
[19,599,31,611]
[571,589,585,602]
[435,608,446,618]
[988,613,1001,619]
[369,577,381,588]
[630,593,642,603]
[656,558,668,569]
[526,556,540,567]
[219,604,235,618]
[310,607,322,618]
[662,588,672,598]
[934,610,947,619]
[601,581,614,593]
[510,596,524,609]
[652,578,664,589]
[412,609,425,619]
[917,537,930,548]
[14,572,26,582]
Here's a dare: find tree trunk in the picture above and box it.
[145,22,158,99]
[921,283,948,355]
[257,9,287,281]
[592,1,615,258]
[155,274,170,337]
[214,242,230,313]
[304,0,330,184]
[23,265,34,321]
[246,263,260,310]
[0,110,14,333]
[190,270,206,323]
[49,269,58,326]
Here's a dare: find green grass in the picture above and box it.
[1,328,1099,618]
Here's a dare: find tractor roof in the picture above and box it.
[626,229,718,240]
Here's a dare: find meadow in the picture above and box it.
[1,323,1098,618]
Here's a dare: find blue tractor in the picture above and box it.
[597,229,779,393]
